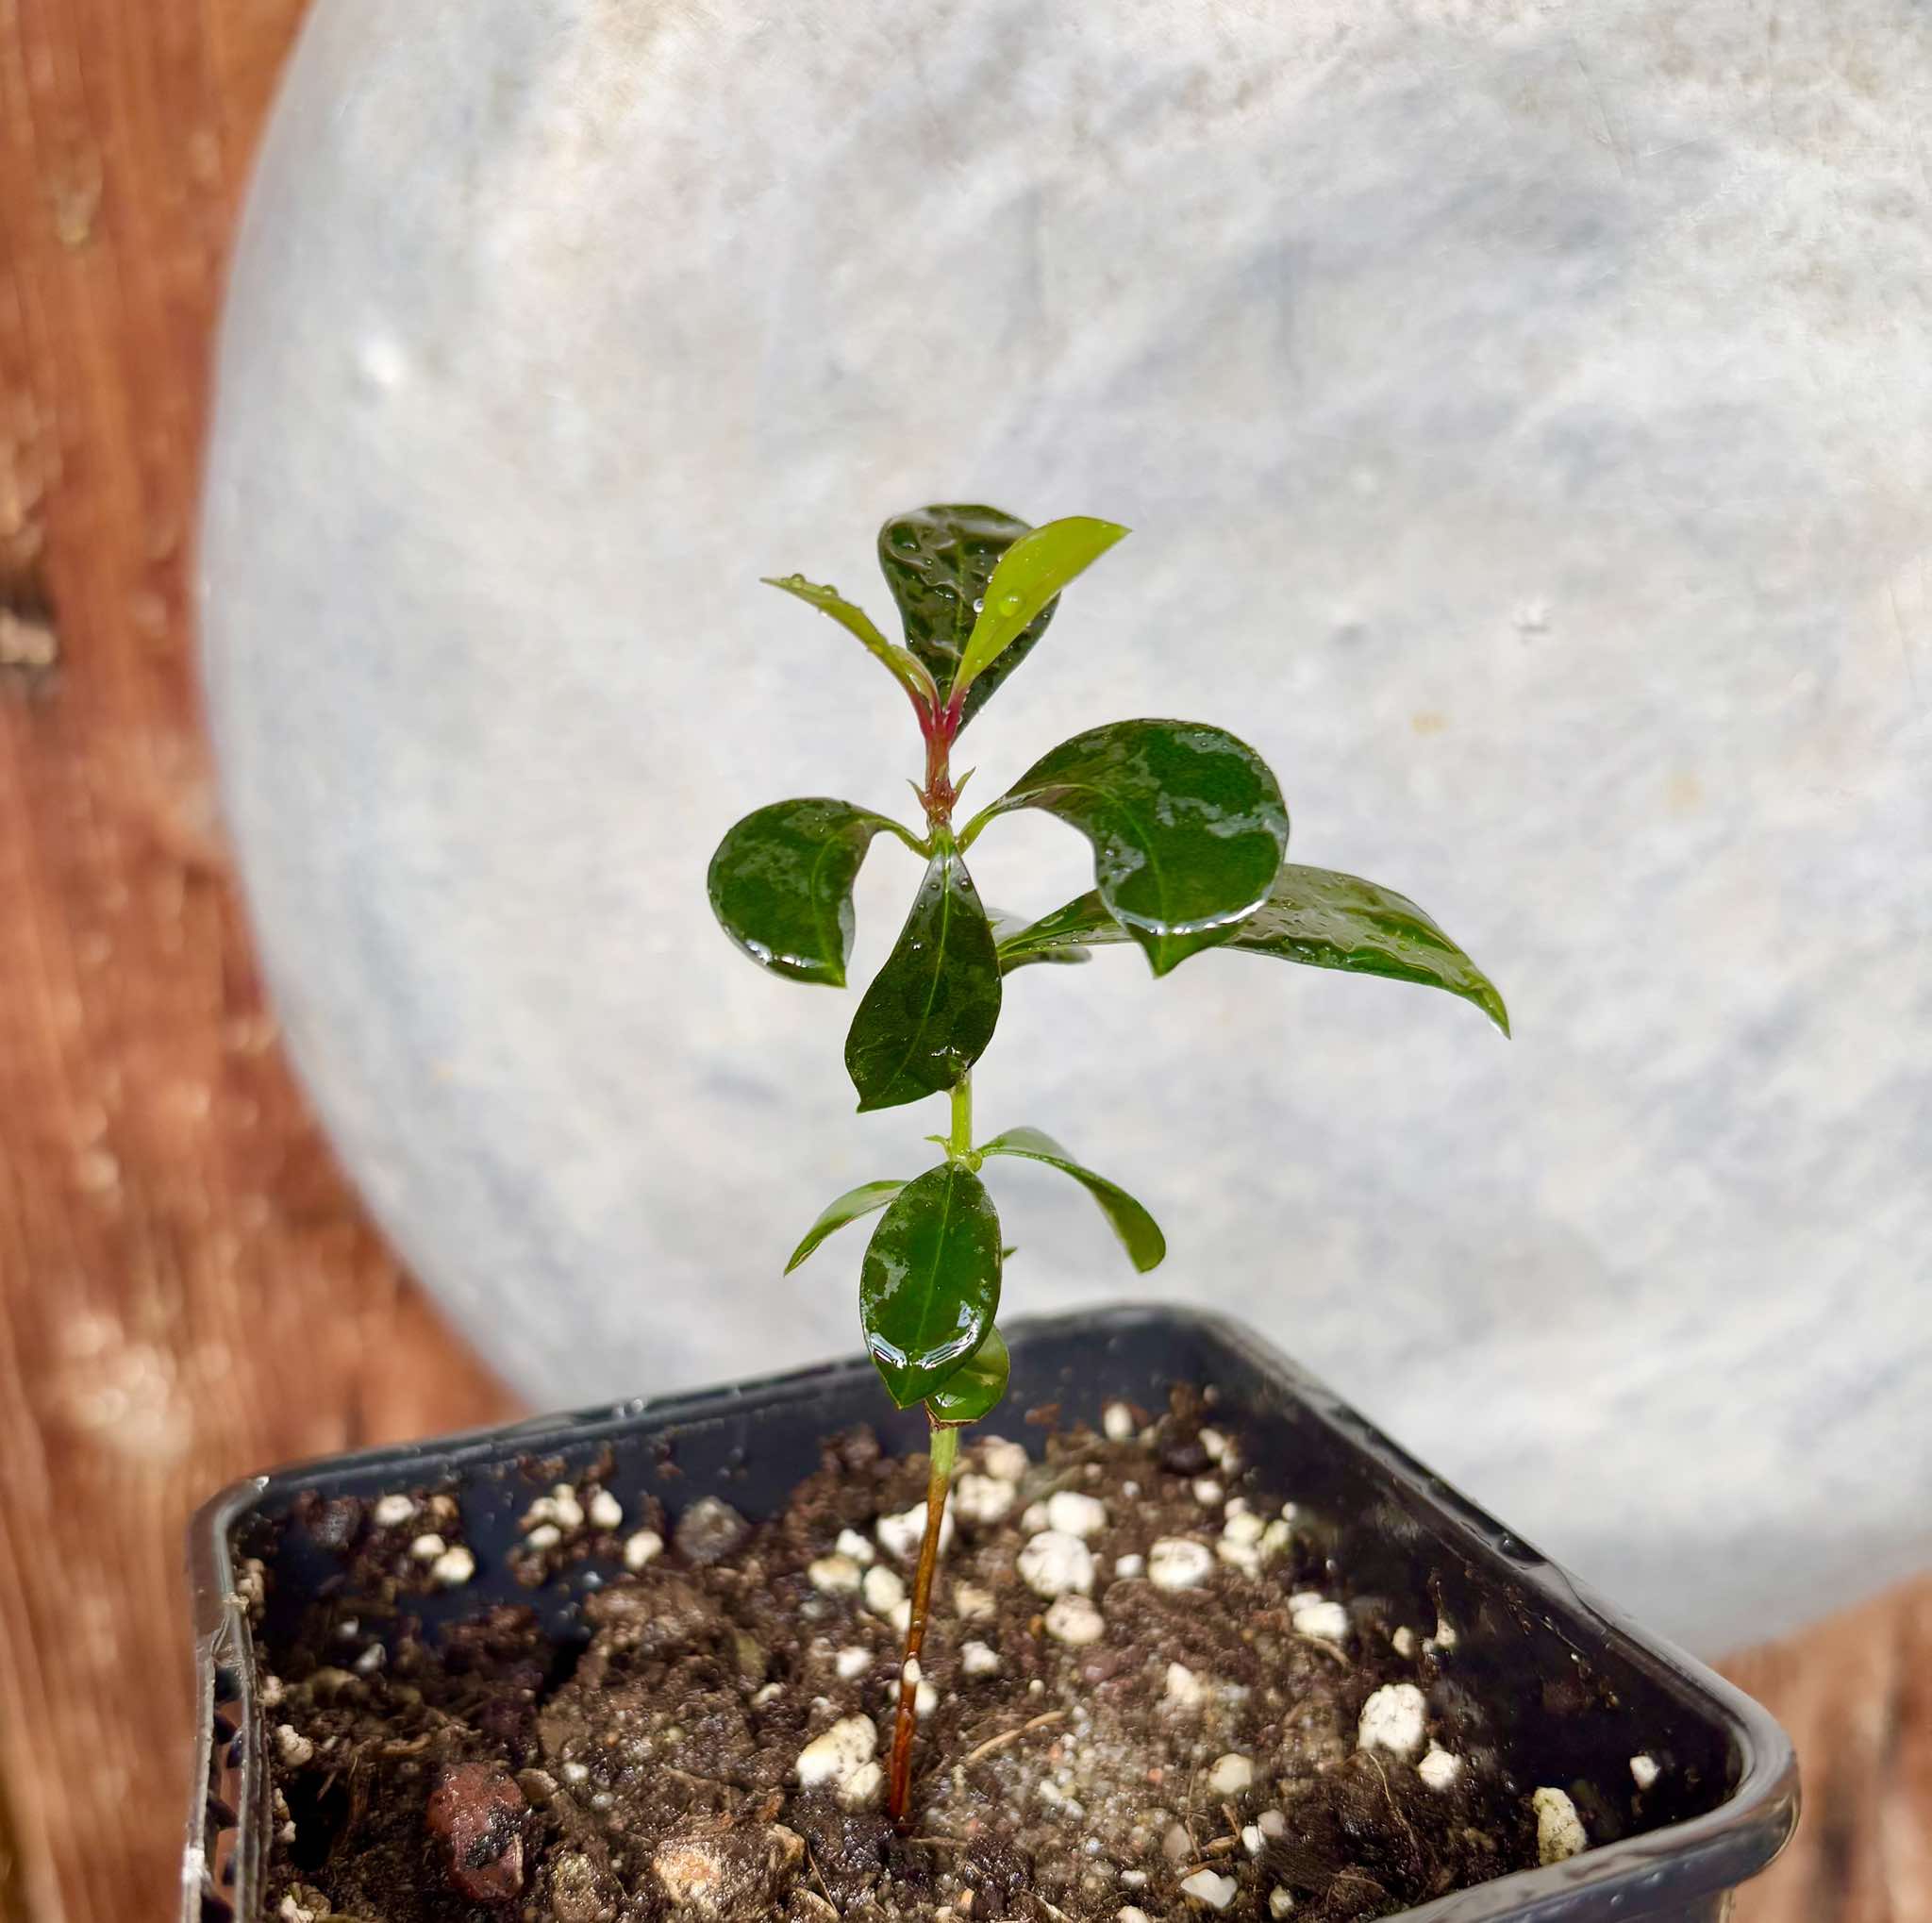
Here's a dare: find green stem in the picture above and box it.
[887,1415,960,1827]
[947,1076,974,1164]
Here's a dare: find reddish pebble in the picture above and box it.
[426,1762,526,1903]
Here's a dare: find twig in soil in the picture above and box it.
[960,1709,1067,1767]
[1026,1895,1075,1922]
[1293,1631,1354,1666]
[805,1840,843,1917]
[1365,1751,1422,1868]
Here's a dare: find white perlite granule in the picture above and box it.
[1357,1682,1428,1758]
[1533,1786,1590,1864]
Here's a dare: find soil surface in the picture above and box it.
[254,1395,1572,1923]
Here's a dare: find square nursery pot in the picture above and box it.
[182,1307,1797,1923]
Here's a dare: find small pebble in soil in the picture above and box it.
[425,1762,526,1904]
[1534,1785,1590,1864]
[1630,1752,1661,1789]
[675,1496,749,1564]
[1419,1742,1463,1789]
[587,1488,624,1530]
[1164,1662,1208,1710]
[523,1484,584,1532]
[275,1724,314,1767]
[525,1523,561,1552]
[796,1714,877,1797]
[836,1647,871,1680]
[861,1563,906,1614]
[808,1553,862,1596]
[981,1436,1029,1481]
[1270,1887,1295,1917]
[371,1494,415,1528]
[408,1532,445,1562]
[1192,1478,1224,1506]
[428,1544,475,1587]
[1045,1595,1106,1645]
[961,1639,1001,1677]
[1358,1681,1428,1758]
[1104,1401,1136,1441]
[1391,1626,1418,1657]
[1018,1530,1095,1597]
[1207,1752,1254,1796]
[1116,1552,1146,1579]
[1046,1489,1109,1539]
[835,1527,875,1563]
[1291,1594,1351,1642]
[955,1582,996,1619]
[957,1473,1015,1525]
[1181,1868,1239,1910]
[1148,1537,1213,1591]
[623,1528,663,1571]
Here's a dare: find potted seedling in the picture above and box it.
[184,509,1794,1923]
[706,504,1512,1826]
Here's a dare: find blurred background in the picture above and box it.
[2,2,1927,1918]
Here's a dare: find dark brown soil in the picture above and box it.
[256,1396,1561,1923]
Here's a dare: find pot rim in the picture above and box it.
[181,1303,1798,1923]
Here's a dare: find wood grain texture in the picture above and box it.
[0,5,514,1920]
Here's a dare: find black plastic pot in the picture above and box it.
[182,1307,1796,1923]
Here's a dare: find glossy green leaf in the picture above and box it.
[762,574,938,708]
[708,798,904,986]
[989,907,1091,971]
[784,1179,907,1274]
[953,517,1128,694]
[844,846,1002,1112]
[995,864,1509,1032]
[924,1326,1010,1423]
[976,720,1290,977]
[859,1163,1003,1407]
[979,1127,1166,1273]
[876,506,1053,727]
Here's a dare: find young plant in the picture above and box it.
[707,504,1508,1823]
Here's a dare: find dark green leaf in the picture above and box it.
[954,517,1127,694]
[762,574,938,707]
[876,505,1054,727]
[979,1127,1166,1273]
[859,1163,1003,1407]
[995,865,1509,1033]
[977,720,1290,977]
[784,1179,907,1274]
[708,798,905,986]
[844,846,1002,1112]
[924,1326,1010,1423]
[989,907,1091,971]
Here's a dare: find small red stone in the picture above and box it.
[425,1762,526,1904]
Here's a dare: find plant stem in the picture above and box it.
[887,1415,959,1828]
[947,1076,974,1164]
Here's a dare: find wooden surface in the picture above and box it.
[0,5,1924,1920]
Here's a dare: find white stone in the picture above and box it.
[835,1647,871,1680]
[878,1500,953,1564]
[1357,1682,1428,1758]
[1115,1553,1146,1579]
[1207,1753,1254,1797]
[1021,1501,1052,1534]
[1242,1824,1263,1855]
[623,1529,663,1571]
[840,1761,884,1810]
[862,1564,907,1614]
[1257,1810,1286,1838]
[1198,1428,1229,1463]
[752,1681,783,1707]
[955,1474,1015,1526]
[429,1544,475,1588]
[1119,1909,1152,1923]
[525,1484,584,1532]
[1631,1752,1661,1790]
[1180,1869,1239,1911]
[525,1523,561,1552]
[408,1532,446,1562]
[1216,1537,1260,1576]
[371,1494,415,1528]
[796,1715,877,1793]
[1429,1615,1459,1652]
[1046,1490,1109,1539]
[1148,1537,1214,1592]
[1223,1511,1265,1546]
[1534,1786,1589,1864]
[587,1488,624,1530]
[1104,1402,1136,1442]
[1270,1889,1295,1918]
[1291,1597,1351,1643]
[275,1724,315,1767]
[1192,1479,1224,1507]
[1418,1743,1462,1789]
[1018,1530,1095,1597]
[1391,1626,1418,1657]
[809,1554,862,1596]
[835,1528,875,1563]
[888,1598,911,1634]
[961,1639,1001,1677]
[980,1439,1029,1483]
[954,1582,996,1620]
[1045,1594,1106,1645]
[1164,1662,1208,1710]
